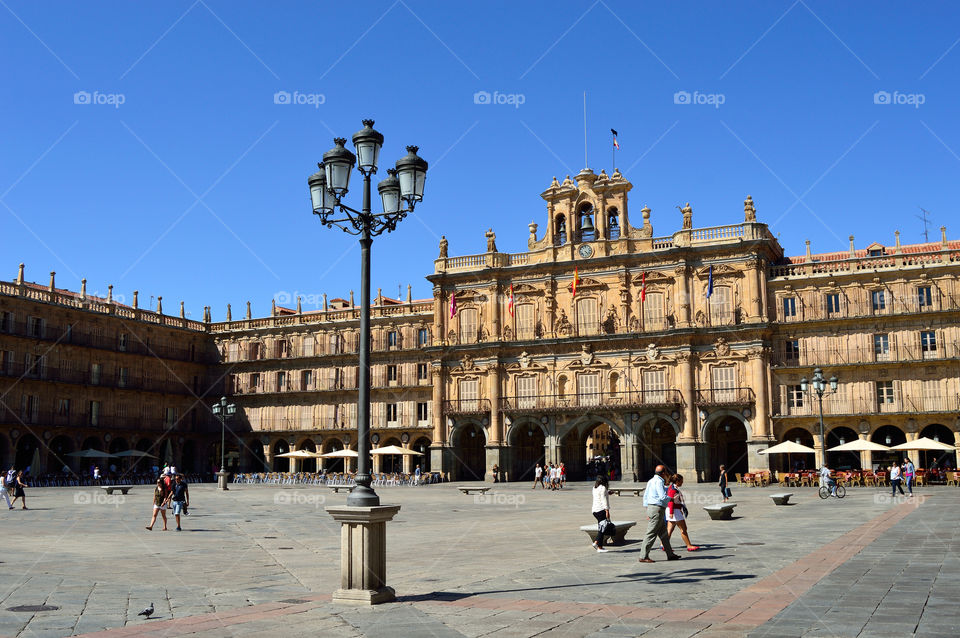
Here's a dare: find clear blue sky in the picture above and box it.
[2,1,958,319]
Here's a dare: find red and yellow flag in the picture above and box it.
[507,284,515,317]
[572,267,580,298]
[641,271,647,302]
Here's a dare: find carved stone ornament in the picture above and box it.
[715,337,730,357]
[695,310,706,327]
[646,343,660,361]
[858,420,870,434]
[580,344,594,366]
[556,309,572,336]
[629,316,640,332]
[461,355,474,371]
[519,351,532,369]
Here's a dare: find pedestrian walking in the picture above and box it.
[591,474,611,553]
[0,470,12,510]
[665,474,698,552]
[532,463,543,489]
[718,465,730,502]
[492,464,500,483]
[413,465,421,486]
[170,474,189,531]
[904,458,915,496]
[145,478,171,531]
[93,466,101,485]
[560,462,567,488]
[890,463,905,496]
[10,471,28,510]
[638,465,680,563]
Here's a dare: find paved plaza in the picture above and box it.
[0,481,957,638]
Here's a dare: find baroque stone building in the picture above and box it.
[2,167,958,482]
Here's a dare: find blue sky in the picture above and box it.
[2,1,959,319]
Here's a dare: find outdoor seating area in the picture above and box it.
[742,468,960,489]
[231,471,442,486]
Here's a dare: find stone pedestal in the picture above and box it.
[675,441,700,482]
[216,471,230,490]
[326,505,401,605]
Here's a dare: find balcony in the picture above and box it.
[442,399,492,415]
[500,390,684,414]
[777,394,960,417]
[695,387,755,407]
[0,362,208,395]
[773,342,960,367]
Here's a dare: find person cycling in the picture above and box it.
[820,464,837,496]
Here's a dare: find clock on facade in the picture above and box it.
[577,244,594,258]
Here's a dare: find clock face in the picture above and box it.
[578,244,594,258]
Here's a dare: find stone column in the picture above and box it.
[487,363,501,445]
[326,505,402,604]
[745,258,760,322]
[813,433,824,469]
[674,265,691,328]
[757,259,769,321]
[372,454,381,475]
[262,443,273,472]
[859,434,870,470]
[677,352,696,439]
[402,451,412,474]
[430,367,446,476]
[749,349,771,438]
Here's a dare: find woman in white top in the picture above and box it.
[665,474,698,551]
[591,475,611,552]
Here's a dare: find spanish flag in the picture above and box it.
[507,284,515,317]
[640,271,647,302]
[572,267,580,298]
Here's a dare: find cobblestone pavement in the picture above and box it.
[0,481,956,637]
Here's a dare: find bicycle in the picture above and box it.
[818,484,846,499]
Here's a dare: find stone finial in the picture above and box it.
[81,279,87,300]
[226,304,232,321]
[48,271,56,292]
[438,235,448,259]
[156,296,162,314]
[805,240,812,260]
[297,296,302,314]
[849,235,856,258]
[642,205,651,223]
[132,290,138,309]
[744,195,756,222]
[322,293,328,312]
[407,284,412,303]
[350,290,355,307]
[271,298,277,316]
[16,263,24,285]
[942,225,948,248]
[377,287,382,305]
[894,230,902,253]
[180,301,185,318]
[107,285,113,303]
[245,301,251,319]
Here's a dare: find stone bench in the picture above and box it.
[608,488,644,497]
[100,485,134,495]
[770,493,794,505]
[328,485,354,493]
[579,521,637,545]
[458,487,491,495]
[703,503,737,520]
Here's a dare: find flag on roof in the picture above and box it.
[611,128,620,149]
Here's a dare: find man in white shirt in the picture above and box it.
[820,465,836,496]
[639,465,680,563]
[532,463,543,489]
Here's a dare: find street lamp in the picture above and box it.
[308,119,427,507]
[800,367,838,469]
[212,396,237,490]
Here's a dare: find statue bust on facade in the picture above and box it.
[438,235,448,259]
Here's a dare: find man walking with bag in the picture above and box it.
[639,465,681,563]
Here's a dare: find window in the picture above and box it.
[917,286,933,310]
[301,335,315,357]
[250,373,260,392]
[29,316,43,338]
[118,367,129,388]
[276,371,286,391]
[871,290,886,312]
[277,339,289,358]
[873,334,890,361]
[90,363,102,385]
[787,385,804,410]
[417,402,429,422]
[329,334,340,354]
[118,333,127,351]
[710,286,734,325]
[300,405,313,429]
[1,350,12,375]
[386,403,398,423]
[876,381,895,411]
[868,248,884,257]
[642,369,666,403]
[56,398,70,420]
[387,365,398,382]
[21,395,39,423]
[921,331,938,358]
[0,311,10,332]
[826,293,841,315]
[387,331,398,348]
[577,373,600,406]
[89,400,101,426]
[459,308,478,344]
[784,340,800,363]
[417,328,429,346]
[301,369,313,390]
[417,363,428,381]
[459,378,479,411]
[607,210,620,240]
[515,303,535,339]
[227,343,239,362]
[782,296,797,319]
[921,380,941,411]
[576,298,597,336]
[165,407,177,427]
[711,366,737,402]
[643,292,665,330]
[248,342,262,360]
[516,376,537,409]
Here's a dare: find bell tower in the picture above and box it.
[540,167,633,247]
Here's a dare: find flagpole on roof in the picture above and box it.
[583,92,588,168]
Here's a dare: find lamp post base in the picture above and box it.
[216,471,231,490]
[326,505,401,605]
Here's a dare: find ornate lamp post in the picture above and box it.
[800,367,838,469]
[309,120,427,604]
[211,396,237,490]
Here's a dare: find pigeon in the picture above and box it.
[138,603,154,618]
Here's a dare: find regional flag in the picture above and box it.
[611,128,620,149]
[706,266,714,299]
[640,271,647,302]
[508,284,515,317]
[450,290,457,317]
[573,267,580,298]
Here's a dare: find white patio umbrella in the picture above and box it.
[889,437,956,451]
[758,441,816,455]
[66,449,117,458]
[319,449,359,458]
[370,445,423,456]
[274,450,324,458]
[112,450,157,458]
[827,440,891,452]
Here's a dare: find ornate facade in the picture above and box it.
[2,167,958,482]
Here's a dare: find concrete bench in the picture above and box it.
[608,488,644,497]
[703,503,737,520]
[100,485,134,495]
[458,487,491,495]
[770,493,794,506]
[579,521,637,545]
[327,485,354,493]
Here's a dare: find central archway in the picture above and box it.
[508,422,545,481]
[706,416,749,481]
[637,418,678,479]
[452,423,486,480]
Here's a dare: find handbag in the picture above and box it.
[725,487,732,498]
[600,519,617,539]
[681,504,689,517]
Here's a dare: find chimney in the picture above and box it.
[377,287,382,305]
[848,235,856,258]
[16,263,24,285]
[48,271,55,292]
[350,290,355,307]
